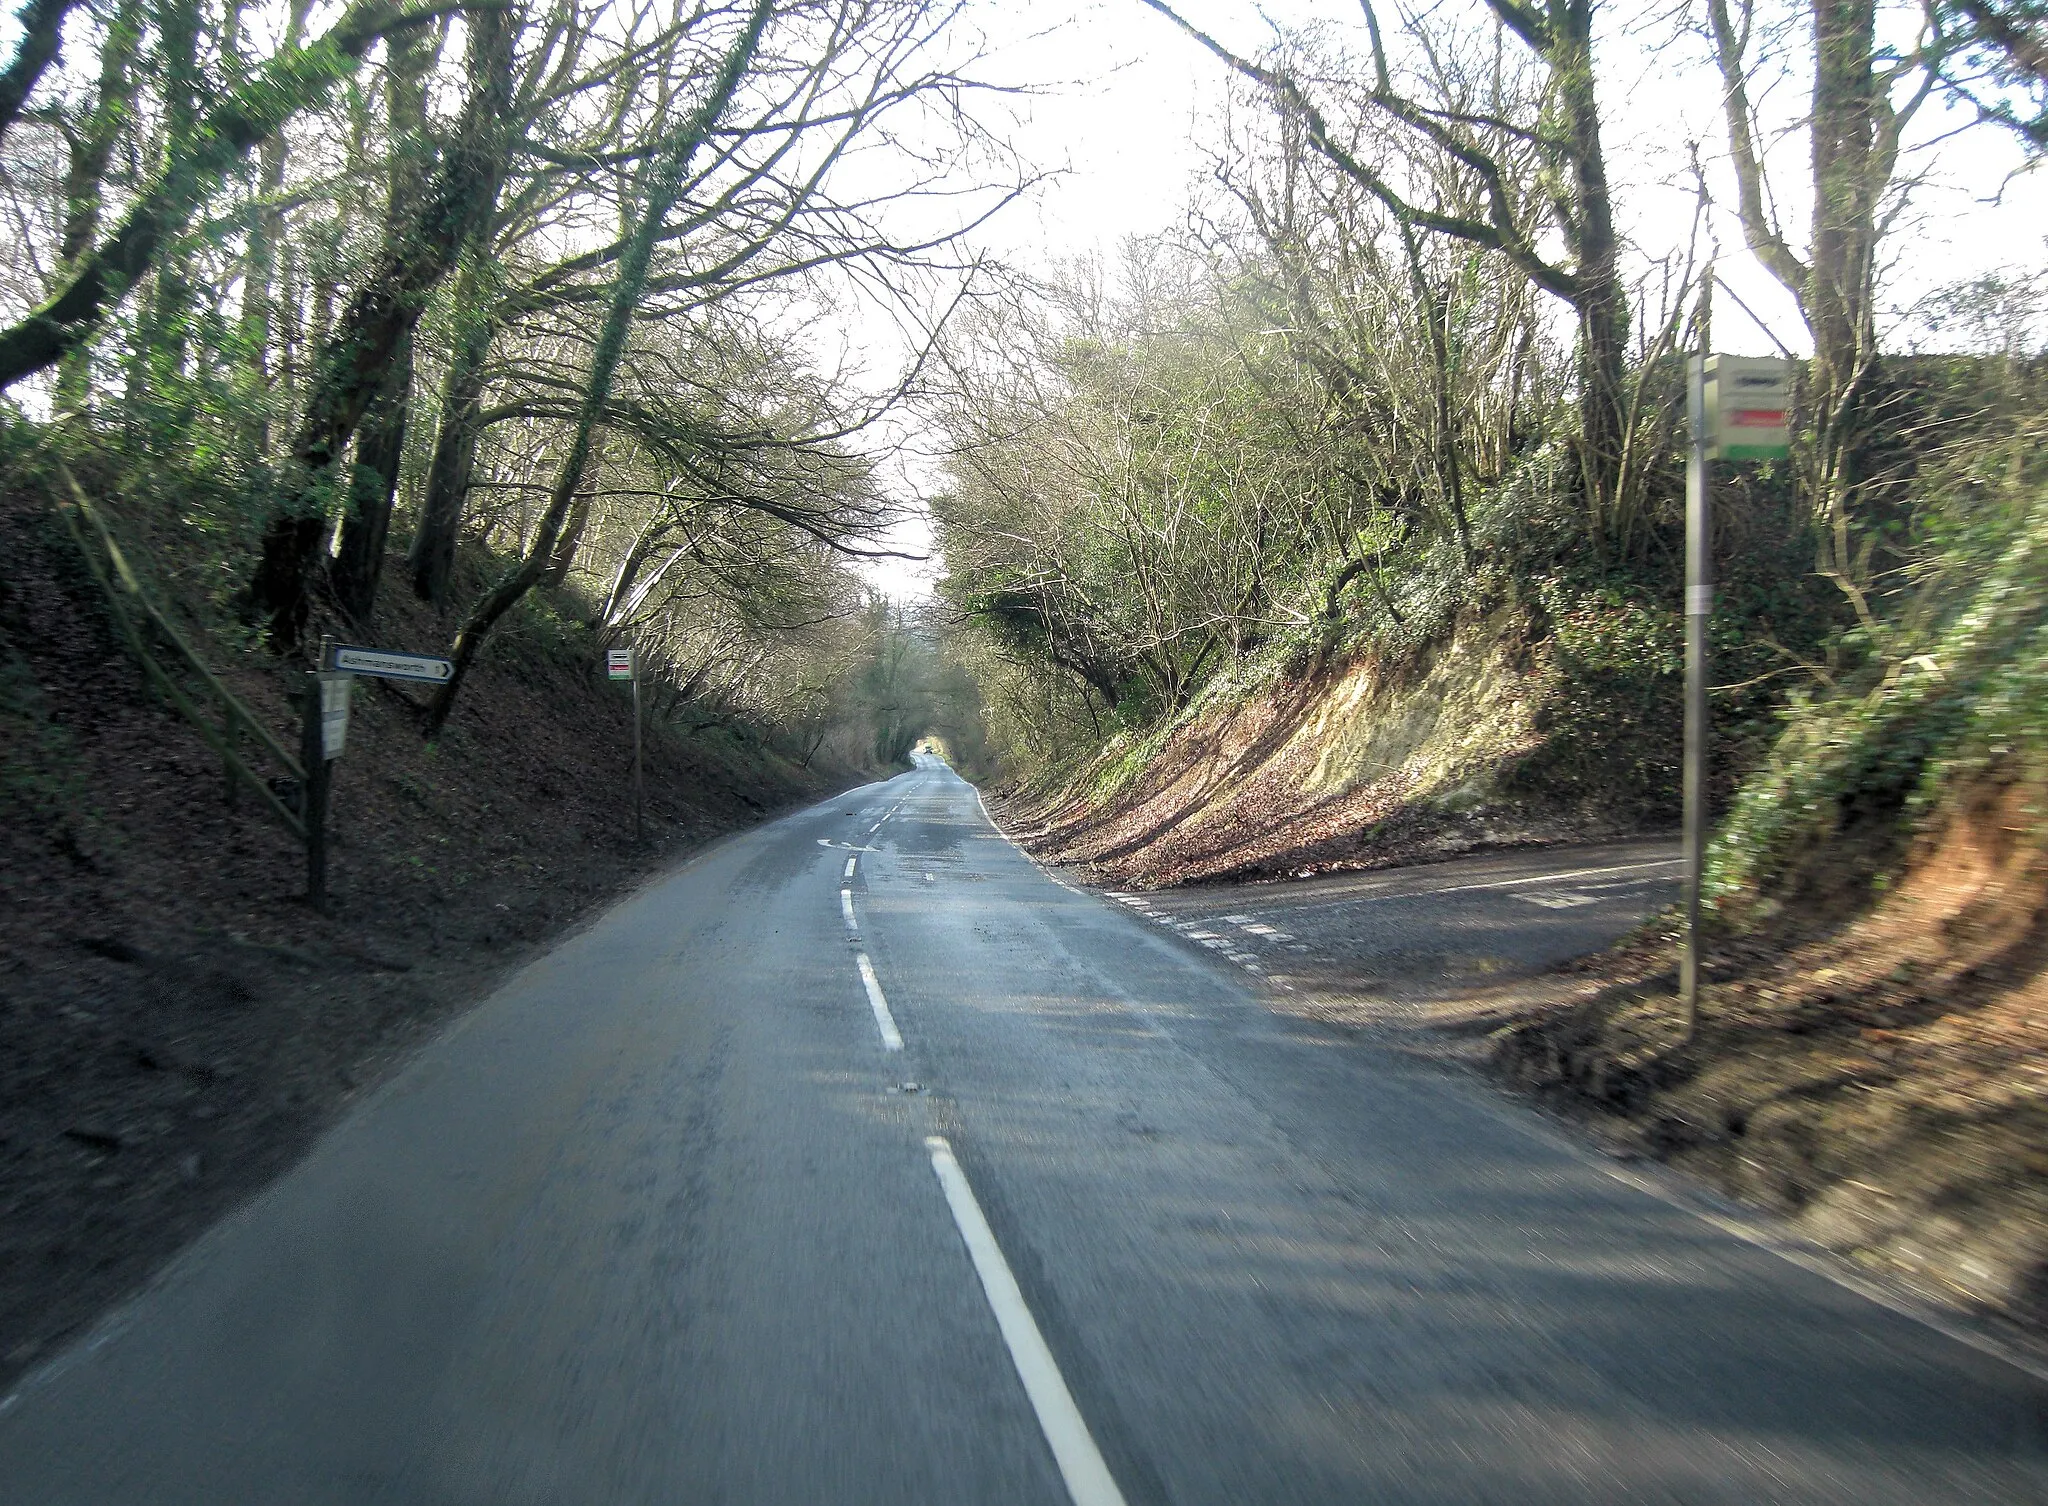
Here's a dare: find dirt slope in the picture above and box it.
[1008,608,1647,888]
[0,482,857,1392]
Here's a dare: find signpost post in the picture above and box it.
[297,640,458,910]
[299,639,343,911]
[608,646,642,842]
[1683,354,1792,1037]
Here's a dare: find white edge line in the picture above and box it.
[1591,1154,2048,1387]
[841,889,858,931]
[855,953,904,1051]
[925,1137,1129,1506]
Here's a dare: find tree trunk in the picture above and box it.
[1806,0,1893,617]
[130,0,205,408]
[1549,0,1628,547]
[329,20,436,623]
[245,4,518,648]
[237,0,314,450]
[332,325,413,620]
[408,264,495,604]
[1808,0,1883,439]
[52,0,140,411]
[542,430,605,589]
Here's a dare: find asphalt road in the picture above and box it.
[3,757,2045,1504]
[1099,836,1683,1000]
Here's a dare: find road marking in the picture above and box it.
[1518,890,1599,909]
[842,889,858,930]
[924,1137,1129,1506]
[855,953,904,1050]
[1251,858,1683,917]
[1223,913,1257,924]
[845,856,858,880]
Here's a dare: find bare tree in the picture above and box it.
[1141,0,1633,549]
[1707,0,1934,616]
[425,0,776,734]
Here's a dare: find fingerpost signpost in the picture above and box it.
[1683,354,1793,1036]
[300,637,457,910]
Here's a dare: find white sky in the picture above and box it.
[857,0,2048,600]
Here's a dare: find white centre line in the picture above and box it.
[855,953,904,1050]
[844,856,858,880]
[842,889,858,931]
[924,1137,1129,1506]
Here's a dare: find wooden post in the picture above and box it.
[301,636,335,912]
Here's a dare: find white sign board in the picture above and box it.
[333,644,454,683]
[607,648,634,681]
[318,673,350,760]
[1705,355,1793,460]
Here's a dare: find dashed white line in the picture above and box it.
[924,1137,1129,1506]
[855,953,904,1051]
[844,856,858,880]
[842,889,858,931]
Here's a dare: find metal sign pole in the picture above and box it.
[1682,358,1711,1039]
[631,644,644,845]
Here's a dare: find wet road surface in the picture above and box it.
[3,759,2044,1503]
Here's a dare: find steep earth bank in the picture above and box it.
[0,482,864,1393]
[1004,604,1665,887]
